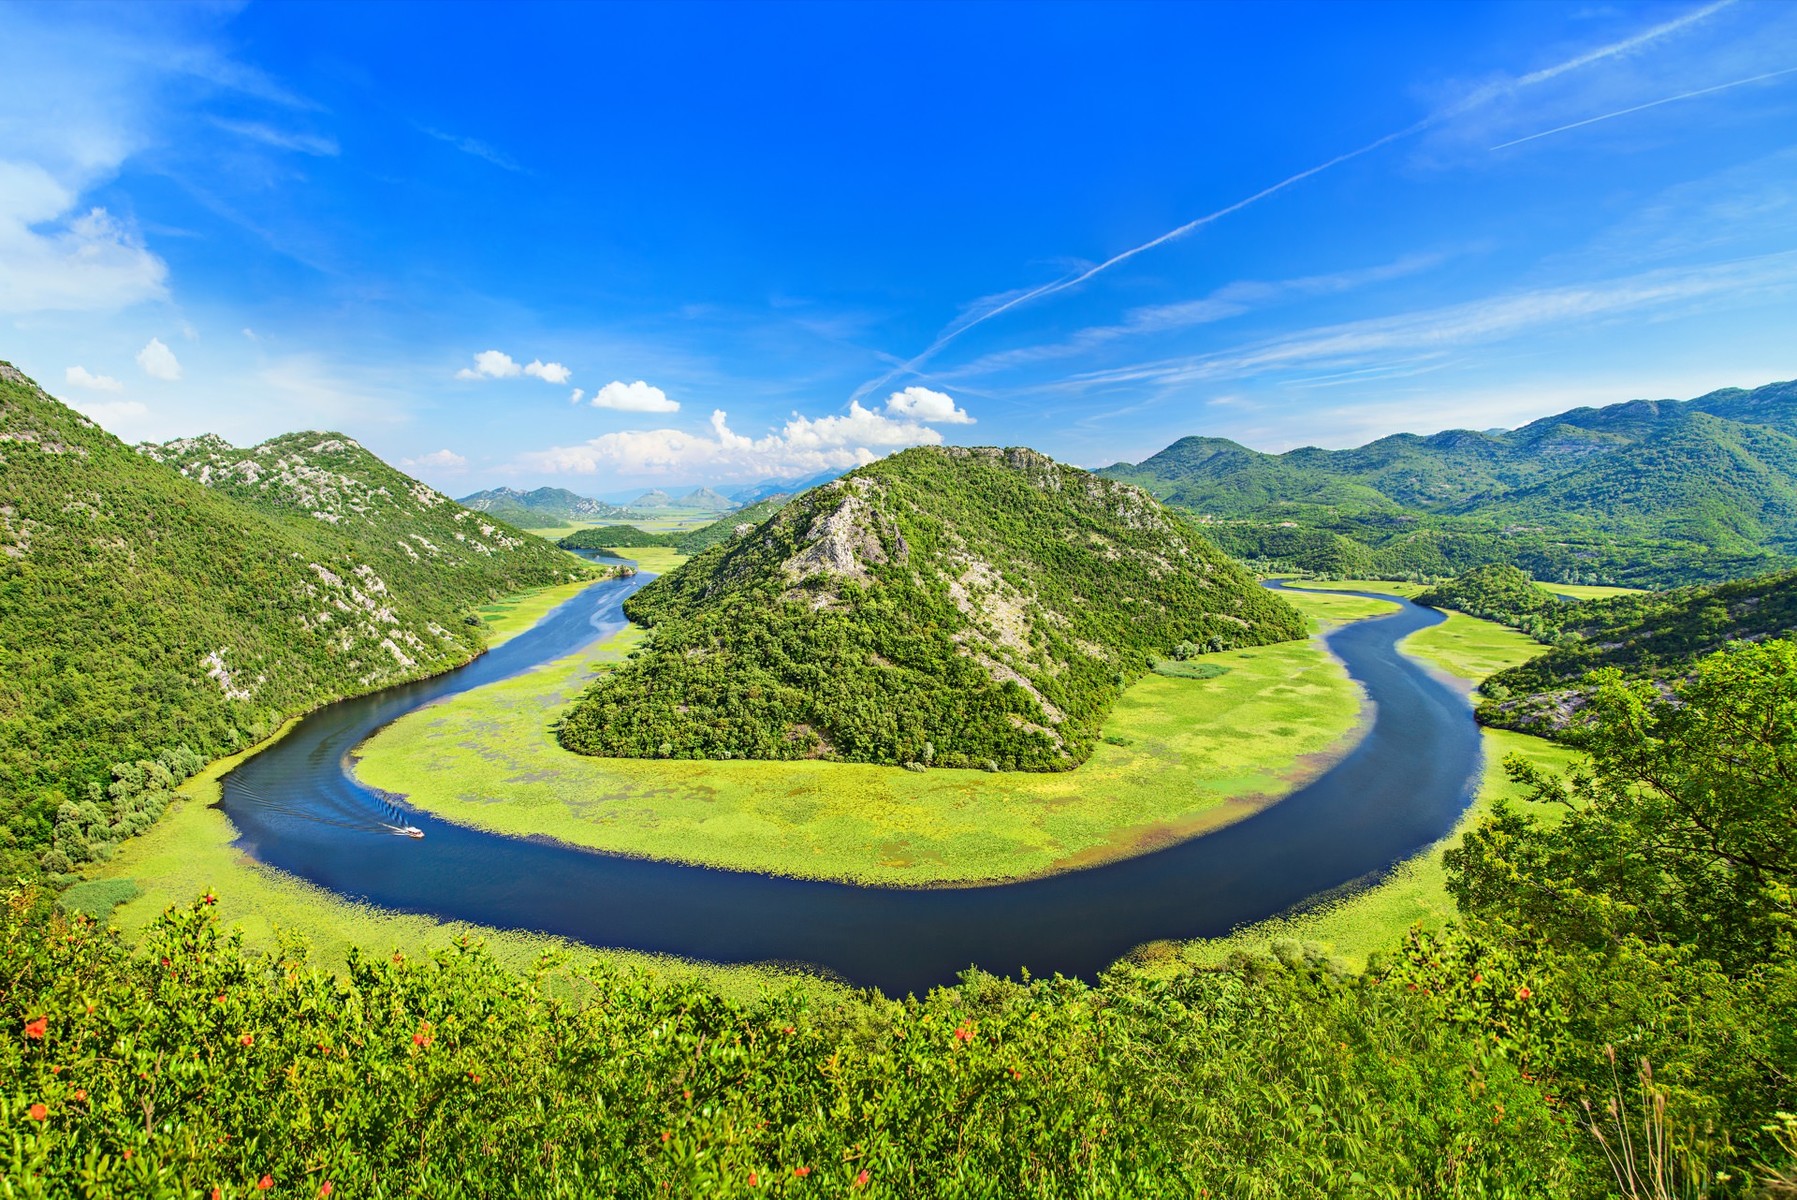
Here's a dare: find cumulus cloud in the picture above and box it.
[136,337,181,381]
[64,365,122,391]
[519,402,954,480]
[589,380,679,413]
[523,359,570,384]
[401,448,468,471]
[456,350,571,384]
[0,160,168,314]
[882,386,974,424]
[456,349,522,380]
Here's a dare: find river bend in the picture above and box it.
[220,576,1479,995]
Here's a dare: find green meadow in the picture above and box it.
[354,587,1379,887]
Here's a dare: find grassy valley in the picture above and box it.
[558,446,1304,771]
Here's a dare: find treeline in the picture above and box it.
[0,363,588,883]
[9,636,1797,1194]
[558,447,1304,771]
[1413,561,1797,734]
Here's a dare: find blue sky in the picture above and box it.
[3,1,1796,491]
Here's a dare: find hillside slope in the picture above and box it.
[558,446,1303,771]
[1475,569,1797,733]
[1102,379,1797,584]
[0,362,588,878]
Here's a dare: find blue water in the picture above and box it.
[220,578,1479,995]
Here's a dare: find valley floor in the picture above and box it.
[351,585,1381,887]
[79,567,1579,991]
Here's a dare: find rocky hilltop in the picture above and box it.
[558,445,1303,771]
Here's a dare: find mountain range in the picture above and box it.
[1101,379,1797,585]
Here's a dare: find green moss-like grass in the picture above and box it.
[354,588,1374,887]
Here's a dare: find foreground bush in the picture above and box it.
[3,891,1586,1198]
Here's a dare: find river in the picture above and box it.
[219,575,1479,995]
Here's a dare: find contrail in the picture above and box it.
[1491,64,1797,150]
[852,0,1739,401]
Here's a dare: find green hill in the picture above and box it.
[0,362,589,880]
[1414,563,1563,634]
[558,524,678,551]
[557,446,1303,771]
[1457,568,1797,733]
[680,486,735,512]
[1102,379,1797,585]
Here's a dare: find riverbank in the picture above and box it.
[354,587,1384,887]
[75,575,849,1003]
[1161,579,1578,972]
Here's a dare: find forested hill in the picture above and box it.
[1474,569,1797,733]
[0,362,588,880]
[557,445,1303,771]
[1101,379,1797,585]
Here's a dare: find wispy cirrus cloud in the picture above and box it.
[211,117,339,157]
[855,0,1747,400]
[1038,249,1797,396]
[943,252,1452,380]
[420,126,523,172]
[1491,65,1797,151]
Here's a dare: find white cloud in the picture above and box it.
[0,160,168,314]
[589,380,680,413]
[520,402,954,481]
[568,388,585,405]
[419,126,523,172]
[64,365,122,391]
[456,349,522,380]
[72,398,148,426]
[136,337,182,382]
[401,448,468,471]
[883,386,974,424]
[211,117,339,157]
[524,359,570,384]
[242,328,259,342]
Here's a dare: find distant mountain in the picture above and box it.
[726,468,846,504]
[632,489,675,509]
[680,486,735,512]
[456,486,633,528]
[1102,379,1797,585]
[557,446,1303,771]
[0,361,588,881]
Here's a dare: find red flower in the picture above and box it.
[212,1190,223,1200]
[258,1176,274,1191]
[953,1024,974,1044]
[73,1090,87,1103]
[854,1169,870,1187]
[202,893,217,906]
[1472,973,1484,984]
[240,1033,255,1047]
[23,1017,46,1040]
[793,1166,811,1177]
[27,1103,47,1121]
[747,1172,759,1187]
[1516,986,1533,1000]
[319,1184,334,1197]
